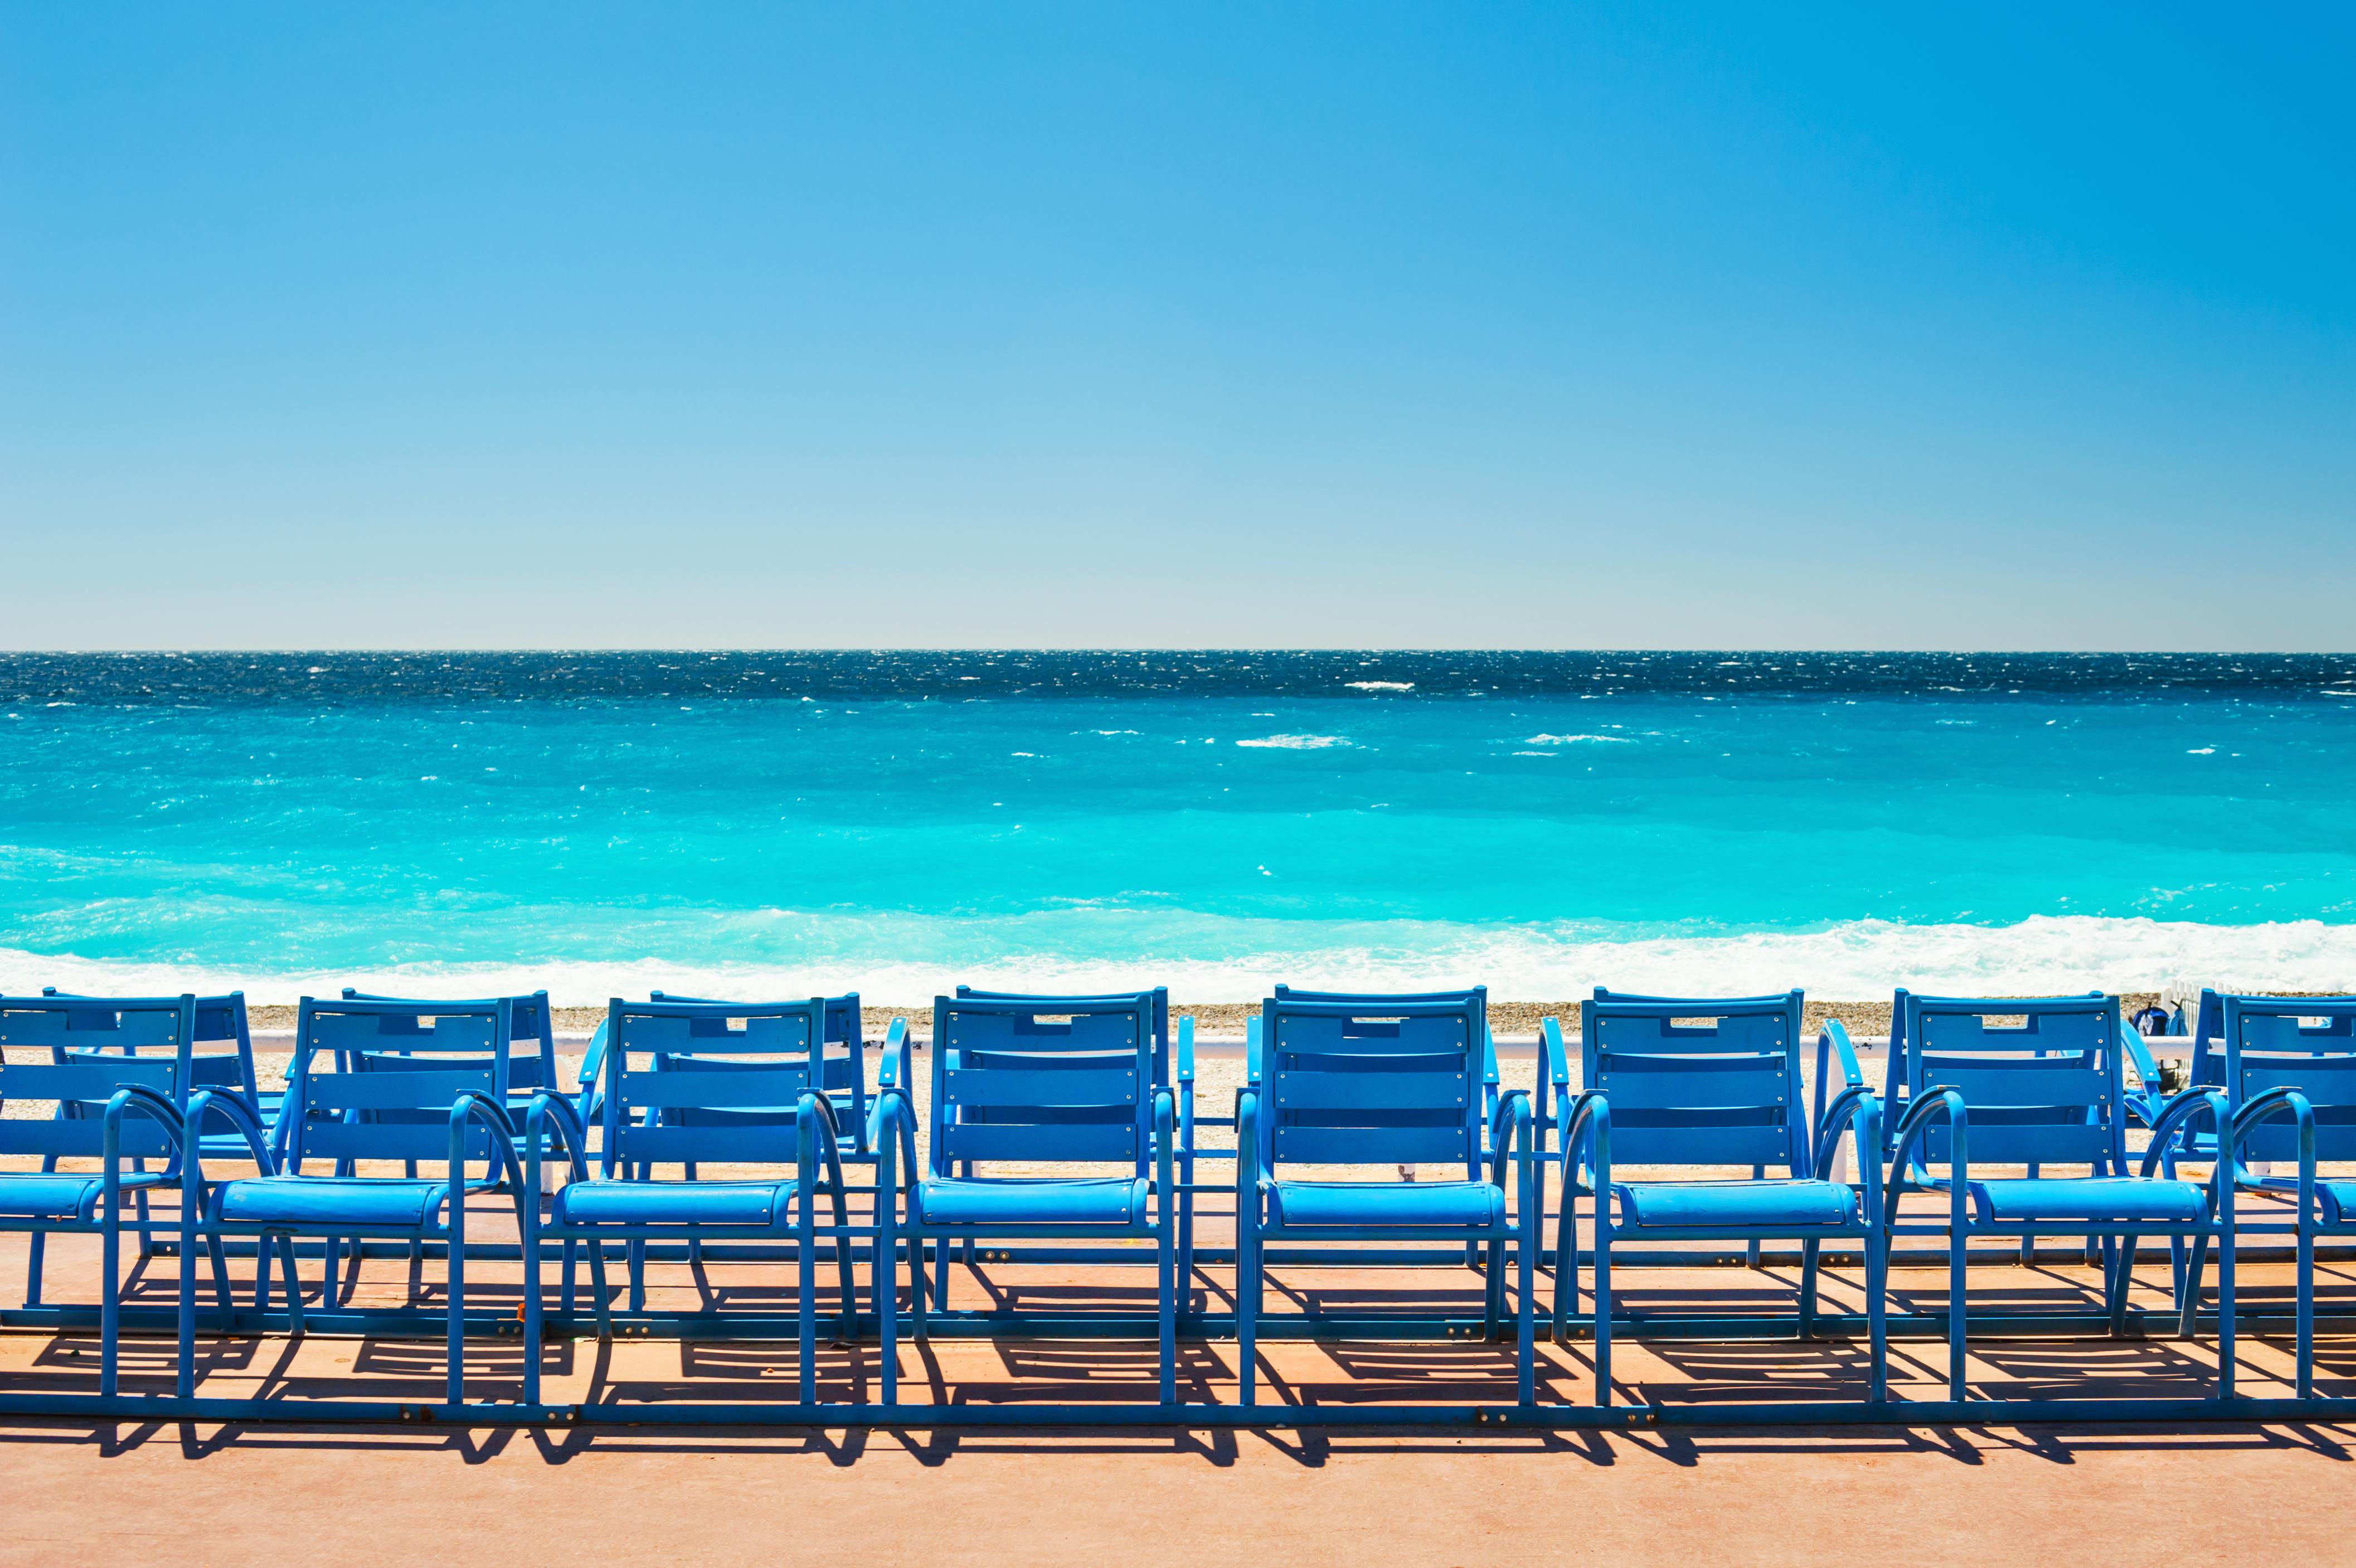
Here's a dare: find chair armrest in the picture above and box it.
[103,1086,192,1193]
[577,1018,609,1092]
[446,1090,524,1195]
[1245,1014,1262,1088]
[524,1091,592,1184]
[1811,1089,1881,1181]
[1884,1086,1968,1219]
[2136,1088,2231,1178]
[1235,1088,1262,1226]
[1487,1088,1531,1191]
[1561,1088,1610,1196]
[2116,1020,2164,1119]
[1811,1019,1862,1139]
[181,1087,276,1185]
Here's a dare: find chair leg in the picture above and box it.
[100,1216,123,1397]
[1158,1212,1177,1409]
[932,1237,949,1313]
[1591,1231,1612,1408]
[1947,1218,1968,1402]
[2216,1213,2236,1401]
[1237,1225,1260,1407]
[1551,1190,1577,1343]
[523,1225,544,1407]
[2178,1231,2211,1339]
[2106,1233,2136,1335]
[207,1234,235,1332]
[1866,1226,1888,1403]
[447,1213,467,1409]
[1515,1210,1534,1407]
[798,1194,818,1407]
[1482,1231,1503,1341]
[2296,1215,2315,1401]
[628,1239,645,1314]
[175,1200,197,1401]
[561,1239,577,1314]
[587,1237,614,1340]
[1798,1237,1821,1339]
[25,1231,45,1308]
[280,1237,307,1337]
[878,1210,900,1403]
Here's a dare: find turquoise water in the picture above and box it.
[3,652,2353,1001]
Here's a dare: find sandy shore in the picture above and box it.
[237,994,2182,1038]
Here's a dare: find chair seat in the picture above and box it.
[1266,1179,1504,1230]
[917,1177,1149,1226]
[0,1171,167,1221]
[1966,1176,2208,1224]
[1612,1179,1857,1231]
[552,1179,795,1227]
[2318,1179,2356,1223]
[214,1177,451,1229]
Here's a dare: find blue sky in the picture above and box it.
[2,4,2349,649]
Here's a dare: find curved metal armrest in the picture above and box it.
[446,1090,526,1195]
[1487,1088,1532,1190]
[2135,1087,2230,1179]
[795,1091,851,1201]
[576,1018,609,1093]
[1235,1088,1262,1214]
[1812,1020,1863,1137]
[103,1085,192,1183]
[1538,1017,1572,1123]
[1811,1088,1881,1181]
[2223,1085,2315,1191]
[1177,1014,1195,1085]
[1561,1088,1610,1192]
[181,1086,276,1183]
[1244,1016,1262,1088]
[524,1091,593,1183]
[1884,1085,1968,1216]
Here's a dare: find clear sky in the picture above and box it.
[2,4,2350,650]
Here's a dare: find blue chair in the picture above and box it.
[181,994,527,1405]
[43,989,274,1159]
[338,988,561,1131]
[954,986,1192,1275]
[0,993,198,1391]
[520,998,856,1406]
[1881,992,2238,1401]
[1235,989,1533,1407]
[2207,993,2356,1399]
[884,991,1179,1406]
[1552,990,1885,1405]
[643,992,884,1158]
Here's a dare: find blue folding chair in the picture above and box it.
[883,991,1179,1406]
[1551,990,1885,1406]
[0,993,198,1392]
[1881,992,2237,1402]
[520,998,856,1406]
[181,994,527,1404]
[2207,993,2356,1400]
[1235,989,1533,1407]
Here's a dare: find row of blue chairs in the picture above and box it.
[2,983,2347,1413]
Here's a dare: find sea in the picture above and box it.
[3,650,2353,1005]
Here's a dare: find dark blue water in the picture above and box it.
[3,652,2352,1000]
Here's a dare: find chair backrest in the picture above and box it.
[929,992,1156,1179]
[652,990,867,1131]
[954,985,1170,1085]
[43,988,256,1095]
[1256,990,1483,1178]
[0,994,196,1162]
[284,996,517,1172]
[1893,992,2124,1174]
[337,988,559,1096]
[2187,987,2227,1088]
[2218,993,2356,1162]
[600,998,828,1176]
[1582,989,1808,1176]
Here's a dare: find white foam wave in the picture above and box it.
[1344,681,1414,691]
[1235,734,1349,750]
[1524,733,1633,745]
[5,915,2352,1007]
